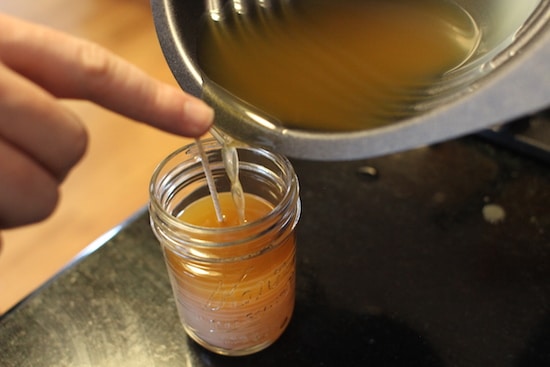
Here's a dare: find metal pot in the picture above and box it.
[151,0,550,160]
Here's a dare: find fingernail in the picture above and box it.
[183,100,214,136]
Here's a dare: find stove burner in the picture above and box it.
[479,109,550,164]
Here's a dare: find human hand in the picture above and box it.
[0,13,214,231]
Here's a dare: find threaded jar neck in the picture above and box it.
[149,139,300,262]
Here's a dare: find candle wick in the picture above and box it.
[195,138,224,223]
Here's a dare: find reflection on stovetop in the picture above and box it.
[479,108,550,164]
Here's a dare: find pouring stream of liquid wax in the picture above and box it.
[195,132,246,225]
[195,138,224,223]
[212,129,246,224]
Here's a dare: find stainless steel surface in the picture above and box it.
[152,0,550,160]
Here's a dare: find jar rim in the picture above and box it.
[149,138,300,246]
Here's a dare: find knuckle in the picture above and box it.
[78,41,111,76]
[75,41,115,96]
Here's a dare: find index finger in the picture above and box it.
[0,13,213,137]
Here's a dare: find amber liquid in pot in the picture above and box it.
[198,0,481,131]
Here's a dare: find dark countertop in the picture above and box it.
[1,137,549,367]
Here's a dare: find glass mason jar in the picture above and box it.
[149,138,301,356]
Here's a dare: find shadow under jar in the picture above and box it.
[149,139,301,356]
